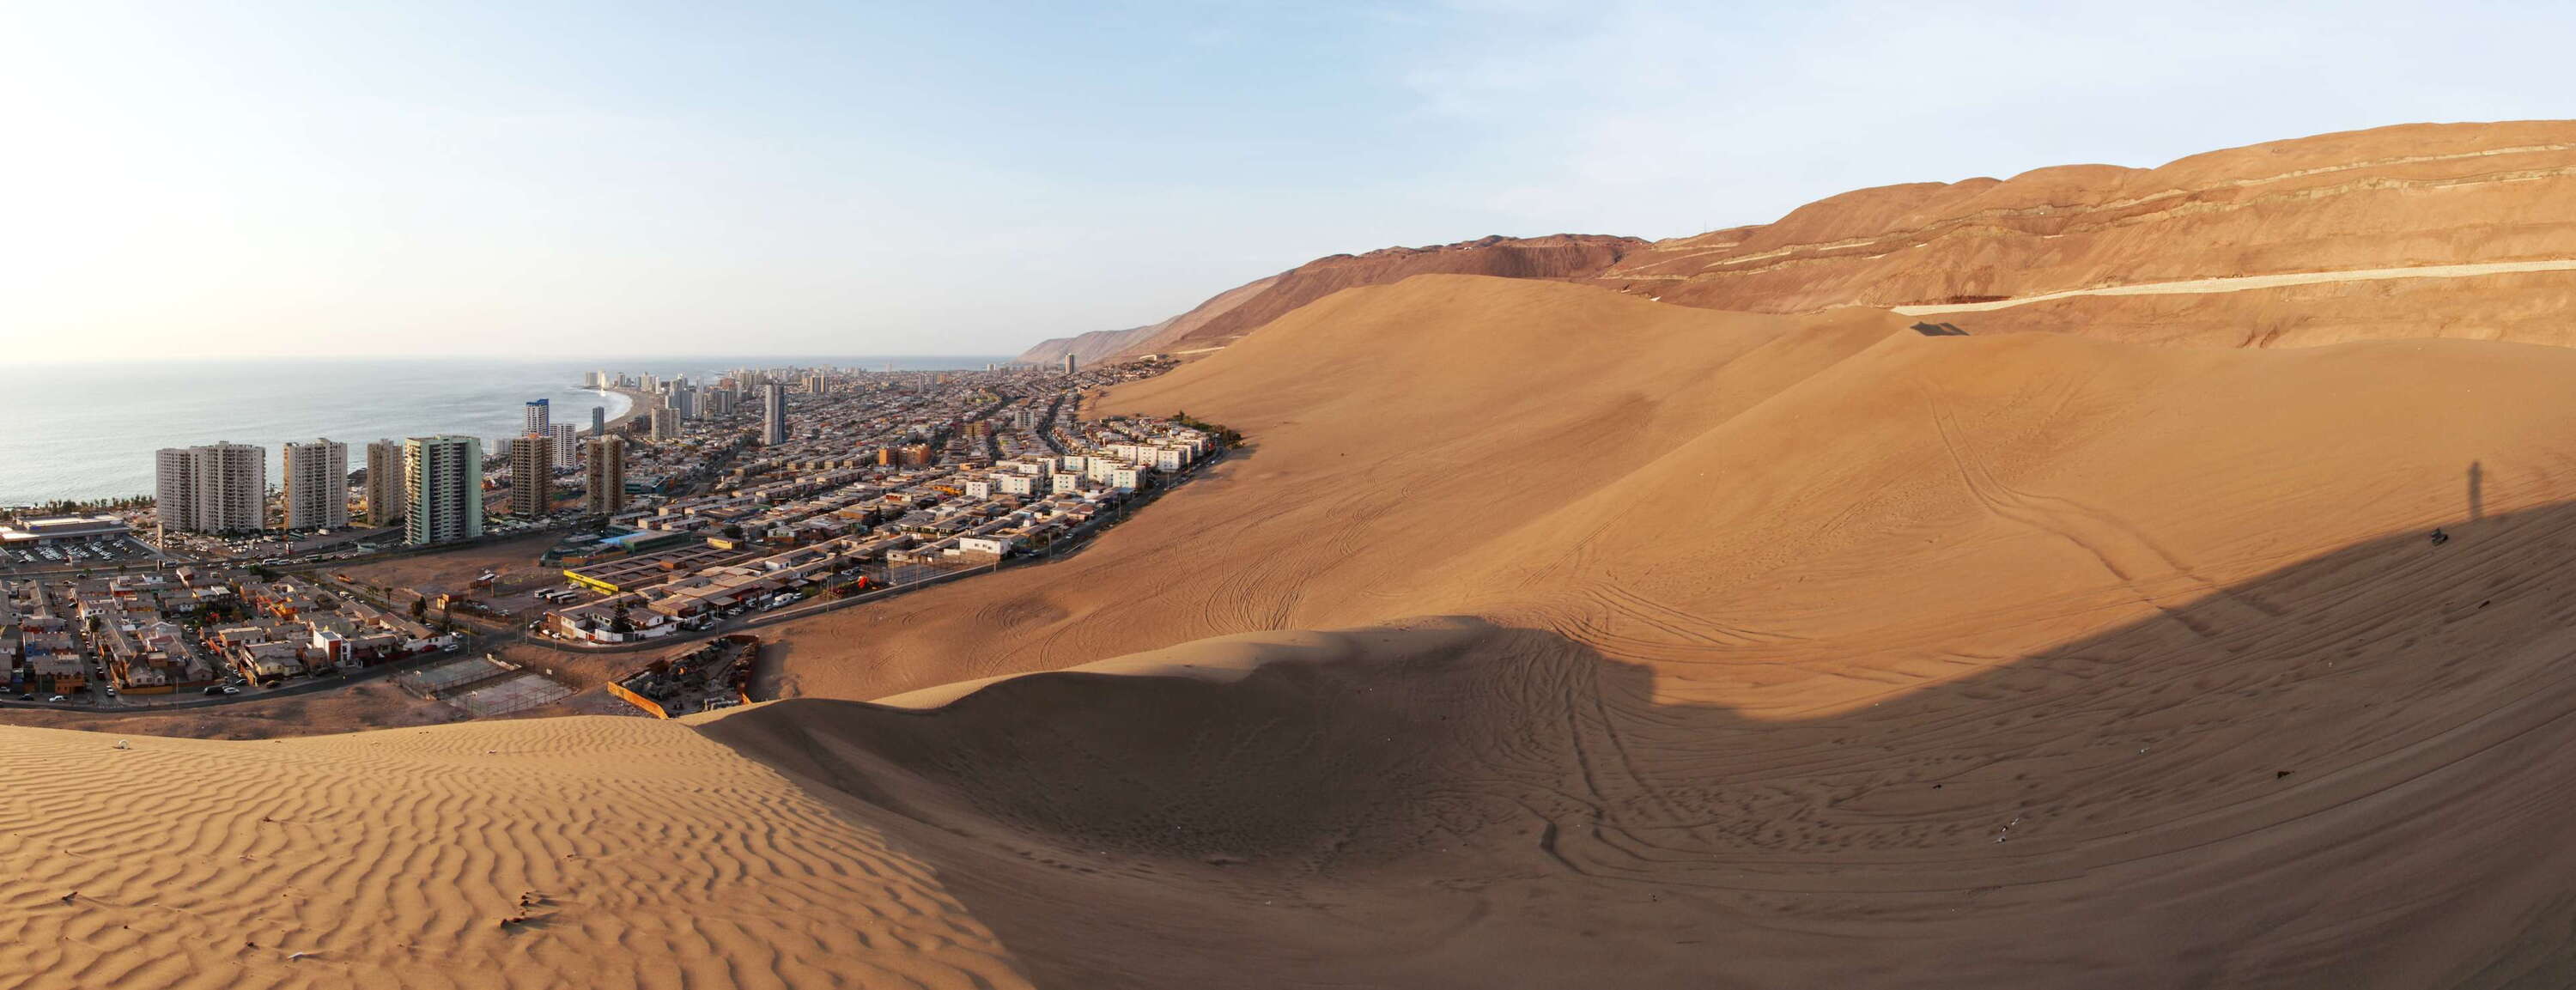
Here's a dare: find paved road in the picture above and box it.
[1037,394,1068,454]
[1890,258,2576,315]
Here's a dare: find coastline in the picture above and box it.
[583,386,649,436]
[3,363,659,505]
[3,361,1002,505]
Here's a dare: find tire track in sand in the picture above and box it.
[1922,385,2281,641]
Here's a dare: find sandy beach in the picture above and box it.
[583,386,650,436]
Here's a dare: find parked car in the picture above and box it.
[222,685,242,695]
[46,695,66,702]
[203,685,224,695]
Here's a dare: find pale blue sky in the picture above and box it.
[2,1,2568,360]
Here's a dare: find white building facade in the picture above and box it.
[154,442,267,533]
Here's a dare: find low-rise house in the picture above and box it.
[956,536,1013,558]
[231,641,302,684]
[548,592,677,643]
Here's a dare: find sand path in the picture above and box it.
[1891,258,2576,314]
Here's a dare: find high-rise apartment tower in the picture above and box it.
[363,440,404,525]
[153,442,267,533]
[281,438,349,531]
[583,436,627,515]
[760,382,788,446]
[402,435,483,546]
[509,434,553,517]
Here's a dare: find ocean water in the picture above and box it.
[0,355,1009,505]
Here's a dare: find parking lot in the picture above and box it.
[0,534,164,571]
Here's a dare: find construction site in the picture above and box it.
[605,634,762,719]
[394,653,575,718]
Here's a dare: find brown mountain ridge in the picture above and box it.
[1016,233,1642,363]
[1025,120,2576,361]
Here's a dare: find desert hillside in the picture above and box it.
[1018,233,1639,364]
[714,274,2576,986]
[785,275,2576,707]
[1013,275,1282,366]
[1604,122,2576,307]
[1024,122,2576,361]
[1602,120,2576,347]
[1012,324,1155,367]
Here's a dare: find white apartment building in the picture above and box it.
[550,422,578,469]
[523,398,551,437]
[1110,468,1143,492]
[153,449,193,533]
[154,442,267,533]
[999,474,1037,496]
[282,438,350,531]
[1050,471,1082,495]
[404,435,483,546]
[963,478,994,499]
[1154,447,1187,471]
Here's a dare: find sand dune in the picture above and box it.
[708,570,2576,987]
[758,277,1911,702]
[713,275,2576,987]
[0,717,1031,989]
[770,276,2576,707]
[17,273,2576,987]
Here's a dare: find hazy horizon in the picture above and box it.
[8,351,1020,369]
[6,1,2572,361]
